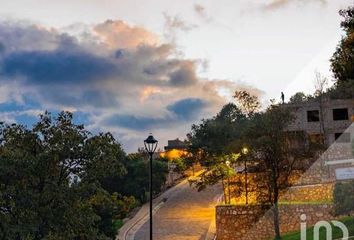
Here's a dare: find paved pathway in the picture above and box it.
[133,177,222,240]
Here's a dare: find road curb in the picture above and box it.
[119,199,166,240]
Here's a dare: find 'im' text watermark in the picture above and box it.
[300,214,349,240]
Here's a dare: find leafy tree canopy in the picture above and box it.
[289,92,310,103]
[0,112,138,240]
[331,6,354,89]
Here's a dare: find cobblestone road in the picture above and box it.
[134,181,222,240]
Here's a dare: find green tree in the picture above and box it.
[331,6,354,83]
[88,190,136,238]
[330,6,354,98]
[188,103,244,159]
[188,102,247,203]
[233,90,260,117]
[171,157,188,175]
[0,111,135,240]
[151,159,169,195]
[244,105,296,240]
[216,102,245,122]
[183,155,197,176]
[289,92,308,103]
[112,153,168,204]
[192,154,237,204]
[82,132,127,184]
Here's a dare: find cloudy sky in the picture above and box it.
[0,0,352,151]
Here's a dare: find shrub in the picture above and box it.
[112,219,124,234]
[333,180,354,215]
[171,158,188,174]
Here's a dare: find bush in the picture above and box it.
[171,158,188,174]
[112,219,124,234]
[333,180,354,215]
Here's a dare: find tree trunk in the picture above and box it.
[319,95,327,145]
[272,171,281,240]
[273,202,281,240]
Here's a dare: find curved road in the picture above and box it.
[117,174,222,240]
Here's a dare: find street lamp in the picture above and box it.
[242,147,249,205]
[144,134,158,240]
[242,147,249,155]
[225,160,231,204]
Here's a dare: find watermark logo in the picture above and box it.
[300,214,349,240]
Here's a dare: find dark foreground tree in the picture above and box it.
[0,112,136,240]
[104,152,168,204]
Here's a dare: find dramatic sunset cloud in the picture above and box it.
[0,20,258,151]
[93,20,159,49]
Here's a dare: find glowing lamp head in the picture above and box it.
[144,134,158,155]
[242,147,249,155]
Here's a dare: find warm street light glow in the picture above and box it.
[242,147,249,155]
[225,160,231,167]
[160,149,188,160]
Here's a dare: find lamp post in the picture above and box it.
[144,134,158,240]
[242,147,249,205]
[225,160,231,204]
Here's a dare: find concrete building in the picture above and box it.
[159,138,189,160]
[164,138,188,151]
[285,98,354,145]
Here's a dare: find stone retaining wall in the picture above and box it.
[280,183,334,202]
[229,172,334,204]
[216,204,336,240]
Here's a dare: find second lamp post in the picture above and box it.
[242,147,249,205]
[144,134,158,240]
